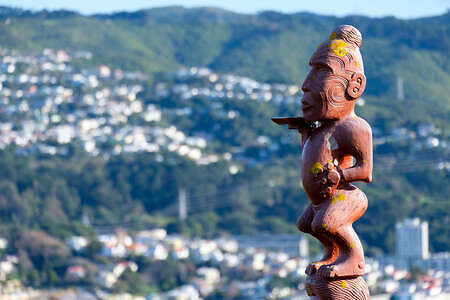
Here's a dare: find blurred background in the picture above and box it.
[0,0,448,299]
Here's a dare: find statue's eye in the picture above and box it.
[315,64,330,73]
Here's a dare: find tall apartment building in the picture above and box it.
[396,218,429,260]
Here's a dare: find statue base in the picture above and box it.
[305,273,369,300]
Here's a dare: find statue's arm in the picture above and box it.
[338,121,373,183]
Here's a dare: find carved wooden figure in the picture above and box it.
[273,25,372,299]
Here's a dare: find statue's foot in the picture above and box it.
[317,261,365,278]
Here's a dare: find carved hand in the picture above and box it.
[317,163,341,198]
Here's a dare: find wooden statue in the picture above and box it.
[273,25,372,299]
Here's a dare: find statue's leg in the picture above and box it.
[311,187,368,278]
[297,204,339,275]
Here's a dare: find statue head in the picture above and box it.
[301,25,366,122]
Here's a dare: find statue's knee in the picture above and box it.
[296,216,312,233]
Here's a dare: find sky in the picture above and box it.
[0,0,448,19]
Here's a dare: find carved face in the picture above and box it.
[301,40,365,122]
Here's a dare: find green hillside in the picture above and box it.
[0,7,448,128]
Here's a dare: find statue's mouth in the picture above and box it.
[302,105,312,113]
[301,97,313,112]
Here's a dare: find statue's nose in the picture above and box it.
[301,81,310,93]
[301,72,313,92]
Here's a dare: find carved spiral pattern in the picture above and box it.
[305,274,370,300]
[334,25,362,48]
[326,75,349,107]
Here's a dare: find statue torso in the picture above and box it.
[301,126,335,204]
[301,117,364,204]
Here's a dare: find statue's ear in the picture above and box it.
[347,72,366,99]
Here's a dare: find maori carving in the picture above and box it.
[273,25,372,299]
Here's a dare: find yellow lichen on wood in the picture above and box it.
[311,162,324,175]
[329,39,348,57]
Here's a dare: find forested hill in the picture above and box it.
[0,7,449,104]
[0,6,448,255]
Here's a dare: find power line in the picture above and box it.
[180,157,448,213]
[91,155,449,225]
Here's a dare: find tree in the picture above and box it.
[15,230,70,271]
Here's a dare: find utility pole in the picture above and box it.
[82,211,91,227]
[178,188,187,220]
[397,76,404,100]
